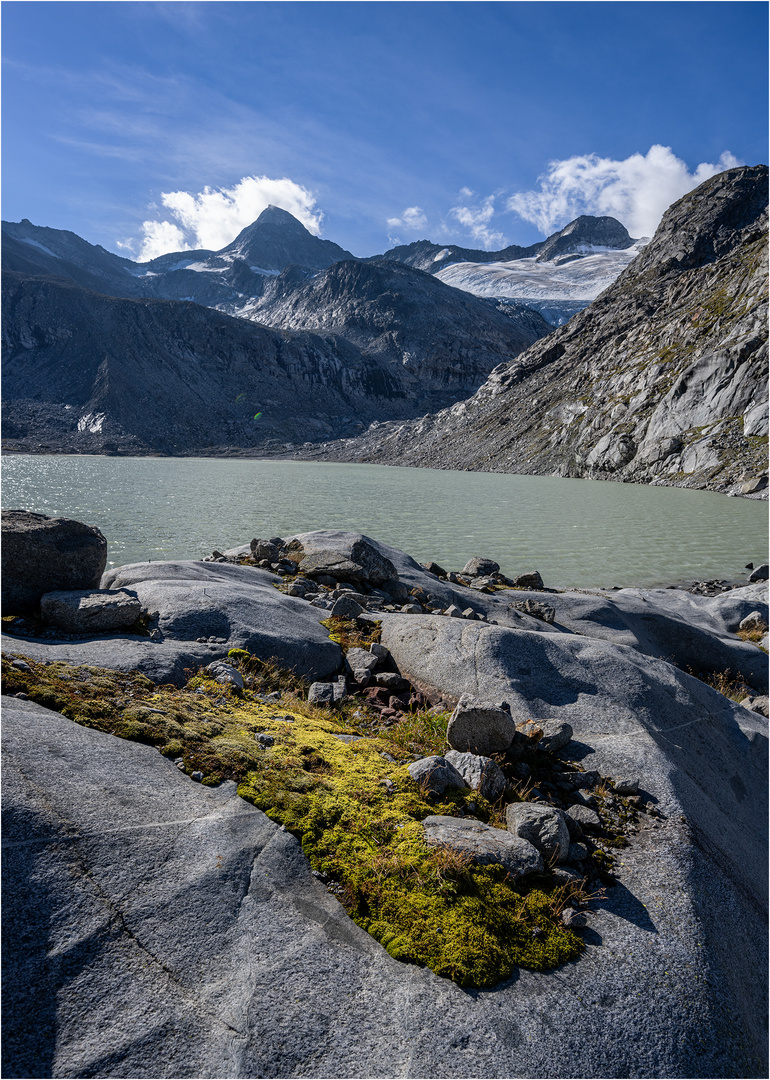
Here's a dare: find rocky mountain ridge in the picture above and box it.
[2,208,638,323]
[305,166,769,497]
[1,262,548,454]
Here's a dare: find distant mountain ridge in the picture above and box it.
[1,207,640,324]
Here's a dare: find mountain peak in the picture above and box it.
[255,204,307,228]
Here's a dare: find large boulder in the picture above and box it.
[1,510,107,614]
[2,687,765,1078]
[377,610,768,1070]
[40,589,141,633]
[2,560,342,685]
[286,531,399,587]
[446,694,517,755]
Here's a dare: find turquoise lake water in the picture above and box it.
[2,454,767,589]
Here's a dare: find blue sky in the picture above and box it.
[2,1,767,259]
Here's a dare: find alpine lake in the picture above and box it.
[3,453,767,589]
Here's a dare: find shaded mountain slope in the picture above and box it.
[1,269,545,455]
[307,166,769,496]
[246,258,551,389]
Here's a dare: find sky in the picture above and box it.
[2,1,767,261]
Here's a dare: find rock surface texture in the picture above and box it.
[313,166,768,496]
[1,510,107,614]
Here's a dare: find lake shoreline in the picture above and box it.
[3,446,768,501]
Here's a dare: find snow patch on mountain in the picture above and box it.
[435,240,648,303]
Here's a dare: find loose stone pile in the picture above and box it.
[405,693,650,908]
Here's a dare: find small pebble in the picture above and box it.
[191,771,204,782]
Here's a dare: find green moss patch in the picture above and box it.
[2,650,586,987]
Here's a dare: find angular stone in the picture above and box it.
[205,661,244,688]
[407,756,466,795]
[422,815,543,879]
[40,589,141,633]
[538,719,574,752]
[2,511,107,615]
[423,562,447,578]
[512,571,544,590]
[373,672,409,692]
[446,694,517,755]
[250,539,280,562]
[308,682,335,706]
[444,750,506,803]
[506,802,570,863]
[401,603,422,614]
[444,605,463,618]
[345,647,379,681]
[566,805,602,835]
[288,532,399,587]
[330,595,364,619]
[614,778,640,796]
[748,564,769,582]
[369,642,390,661]
[462,558,500,578]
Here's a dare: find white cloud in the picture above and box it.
[386,205,428,242]
[449,194,506,250]
[130,175,323,260]
[507,146,743,238]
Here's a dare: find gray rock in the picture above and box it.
[537,718,574,752]
[749,564,769,582]
[444,604,464,618]
[565,805,602,835]
[205,661,244,689]
[308,682,335,706]
[407,755,466,795]
[444,750,507,802]
[2,510,107,614]
[369,642,390,661]
[741,695,769,718]
[345,647,379,682]
[461,607,481,620]
[739,610,767,633]
[446,694,517,755]
[250,538,280,562]
[40,589,141,633]
[373,672,409,692]
[330,595,364,619]
[505,802,570,864]
[421,815,543,879]
[462,558,500,577]
[286,531,399,587]
[286,582,307,597]
[614,778,640,796]
[512,571,544,590]
[401,603,422,614]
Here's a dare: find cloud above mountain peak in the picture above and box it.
[130,175,323,260]
[507,146,742,238]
